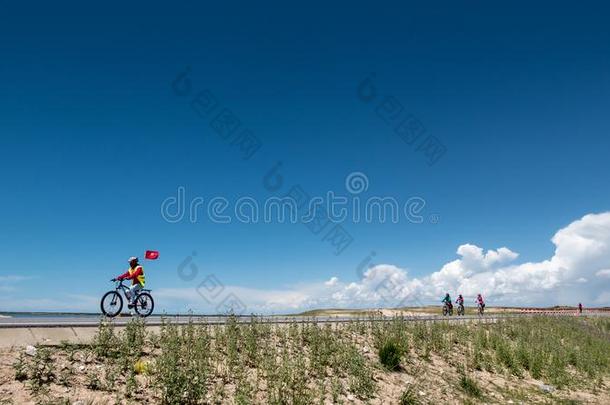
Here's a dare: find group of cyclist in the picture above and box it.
[441,292,485,316]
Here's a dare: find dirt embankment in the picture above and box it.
[0,316,608,404]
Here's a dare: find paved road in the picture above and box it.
[1,312,606,347]
[0,315,352,328]
[1,312,604,328]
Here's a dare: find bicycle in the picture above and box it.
[477,303,485,316]
[456,303,465,316]
[100,279,154,317]
[442,302,453,316]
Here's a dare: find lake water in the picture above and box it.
[0,312,101,318]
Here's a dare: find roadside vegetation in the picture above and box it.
[2,315,609,404]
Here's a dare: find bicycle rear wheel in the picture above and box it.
[134,292,154,317]
[101,291,123,317]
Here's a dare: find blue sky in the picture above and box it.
[1,1,610,313]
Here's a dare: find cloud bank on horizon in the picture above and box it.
[153,212,610,313]
[321,211,610,309]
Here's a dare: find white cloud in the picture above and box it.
[596,269,610,278]
[154,285,313,314]
[325,277,339,287]
[0,275,31,283]
[0,295,98,312]
[0,275,31,293]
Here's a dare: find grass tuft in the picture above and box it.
[379,339,404,371]
[399,384,421,404]
[459,374,482,398]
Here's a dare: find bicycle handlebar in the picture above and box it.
[111,279,127,288]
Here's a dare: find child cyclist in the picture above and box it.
[476,293,485,313]
[442,293,453,310]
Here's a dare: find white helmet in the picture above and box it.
[128,256,138,263]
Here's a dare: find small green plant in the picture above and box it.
[399,384,420,404]
[331,376,343,403]
[121,318,146,357]
[102,364,118,391]
[27,346,55,396]
[92,319,118,358]
[85,371,103,391]
[378,339,403,371]
[12,353,28,381]
[125,370,138,399]
[153,319,209,404]
[459,374,482,398]
[57,364,73,387]
[234,369,255,404]
[344,345,375,398]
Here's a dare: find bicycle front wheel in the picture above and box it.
[134,293,154,317]
[101,291,123,317]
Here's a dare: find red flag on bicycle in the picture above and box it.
[145,250,159,260]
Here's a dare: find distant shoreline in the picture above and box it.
[0,311,242,318]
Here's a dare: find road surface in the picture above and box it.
[1,311,605,328]
[1,312,606,347]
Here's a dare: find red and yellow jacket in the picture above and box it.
[117,265,145,286]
